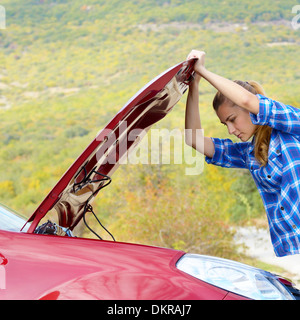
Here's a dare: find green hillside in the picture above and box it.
[0,0,299,259]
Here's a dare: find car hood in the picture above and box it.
[24,59,196,233]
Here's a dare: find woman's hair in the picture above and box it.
[212,80,272,166]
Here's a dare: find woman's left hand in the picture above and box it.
[187,50,206,75]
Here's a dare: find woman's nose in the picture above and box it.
[227,123,236,135]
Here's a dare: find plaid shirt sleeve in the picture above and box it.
[250,94,300,135]
[205,138,249,169]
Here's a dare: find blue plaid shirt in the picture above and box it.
[206,94,300,257]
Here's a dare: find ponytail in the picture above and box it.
[247,80,272,167]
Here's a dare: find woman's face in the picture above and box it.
[216,100,257,142]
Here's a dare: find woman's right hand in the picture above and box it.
[192,71,202,85]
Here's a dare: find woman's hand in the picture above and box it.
[187,50,206,76]
[187,50,259,114]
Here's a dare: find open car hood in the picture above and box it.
[24,59,196,233]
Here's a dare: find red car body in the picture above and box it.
[0,60,298,300]
[0,229,245,300]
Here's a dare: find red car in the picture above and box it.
[0,60,299,300]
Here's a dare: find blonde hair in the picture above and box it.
[212,80,271,166]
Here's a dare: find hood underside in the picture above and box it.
[24,59,196,233]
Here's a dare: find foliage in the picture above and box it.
[109,175,237,258]
[90,163,238,259]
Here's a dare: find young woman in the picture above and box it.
[185,50,300,257]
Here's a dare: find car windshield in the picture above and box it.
[0,203,29,232]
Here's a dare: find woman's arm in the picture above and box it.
[188,50,260,115]
[250,95,300,135]
[185,73,215,158]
